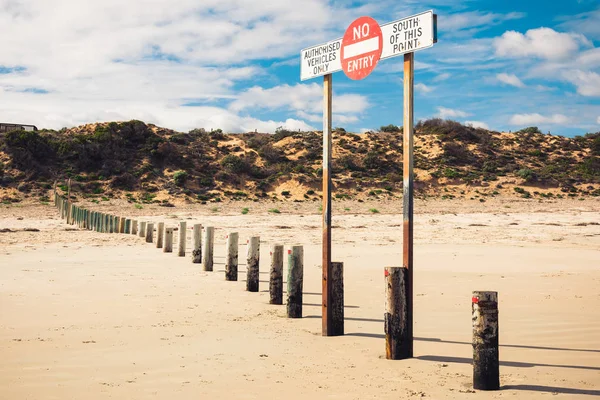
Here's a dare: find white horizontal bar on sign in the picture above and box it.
[343,37,380,60]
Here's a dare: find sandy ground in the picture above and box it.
[1,198,599,399]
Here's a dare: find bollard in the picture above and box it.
[225,232,239,281]
[119,217,125,234]
[145,222,154,243]
[163,227,174,253]
[329,262,344,336]
[286,246,304,318]
[131,220,138,235]
[473,291,499,391]
[156,222,164,248]
[246,236,260,292]
[269,244,284,305]
[385,266,410,360]
[192,224,202,263]
[104,214,109,233]
[125,218,131,234]
[202,227,214,271]
[178,221,187,257]
[139,221,146,238]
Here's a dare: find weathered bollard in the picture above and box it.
[329,262,344,336]
[139,221,146,238]
[119,217,125,233]
[156,222,164,248]
[246,236,260,292]
[192,224,202,263]
[145,222,154,243]
[125,218,131,234]
[473,291,499,391]
[104,214,109,233]
[225,232,239,281]
[163,227,173,253]
[385,266,410,360]
[269,244,284,305]
[202,227,214,271]
[287,246,304,318]
[131,220,138,235]
[178,221,187,257]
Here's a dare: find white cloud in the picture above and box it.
[496,73,525,88]
[230,83,369,123]
[465,121,490,130]
[563,70,600,96]
[433,73,451,82]
[443,11,525,32]
[597,116,600,125]
[415,83,433,93]
[493,28,591,60]
[557,8,600,40]
[0,0,366,131]
[437,107,470,119]
[509,113,570,125]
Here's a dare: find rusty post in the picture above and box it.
[402,52,415,357]
[322,73,333,336]
[246,236,260,292]
[473,291,499,391]
[163,227,173,253]
[269,245,284,305]
[287,246,304,318]
[330,262,344,336]
[225,232,239,281]
[385,266,410,359]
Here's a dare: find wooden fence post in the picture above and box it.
[473,291,500,391]
[156,222,164,248]
[330,262,344,336]
[119,217,125,233]
[202,227,214,271]
[225,232,239,281]
[269,245,284,305]
[163,227,173,253]
[385,266,410,360]
[125,218,131,234]
[287,246,304,318]
[145,222,154,243]
[192,224,202,263]
[246,236,260,292]
[131,220,138,235]
[178,221,187,257]
[139,221,146,238]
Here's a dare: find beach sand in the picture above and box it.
[1,198,599,399]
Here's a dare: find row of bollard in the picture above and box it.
[54,193,307,319]
[55,193,498,391]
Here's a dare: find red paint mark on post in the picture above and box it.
[472,296,479,304]
[384,269,390,277]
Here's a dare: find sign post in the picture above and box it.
[300,10,437,342]
[322,73,333,335]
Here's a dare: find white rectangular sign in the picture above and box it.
[300,10,436,81]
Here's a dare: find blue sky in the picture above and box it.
[0,0,599,136]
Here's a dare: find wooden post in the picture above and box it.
[139,221,146,238]
[131,220,138,235]
[402,52,415,357]
[66,178,72,224]
[119,217,125,233]
[385,266,410,360]
[163,227,173,253]
[192,224,202,263]
[202,227,214,271]
[178,221,187,257]
[156,222,164,248]
[287,246,304,318]
[124,218,131,234]
[225,232,239,281]
[329,262,344,336]
[473,291,499,391]
[322,73,333,335]
[145,222,154,243]
[246,236,260,292]
[269,245,284,305]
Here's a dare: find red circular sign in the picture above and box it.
[341,16,383,80]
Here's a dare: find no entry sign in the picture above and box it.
[341,16,383,80]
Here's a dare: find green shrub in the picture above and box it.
[173,170,188,186]
[380,124,402,133]
[268,208,281,214]
[369,208,380,213]
[241,207,250,215]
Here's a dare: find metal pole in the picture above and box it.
[322,73,333,336]
[403,52,414,357]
